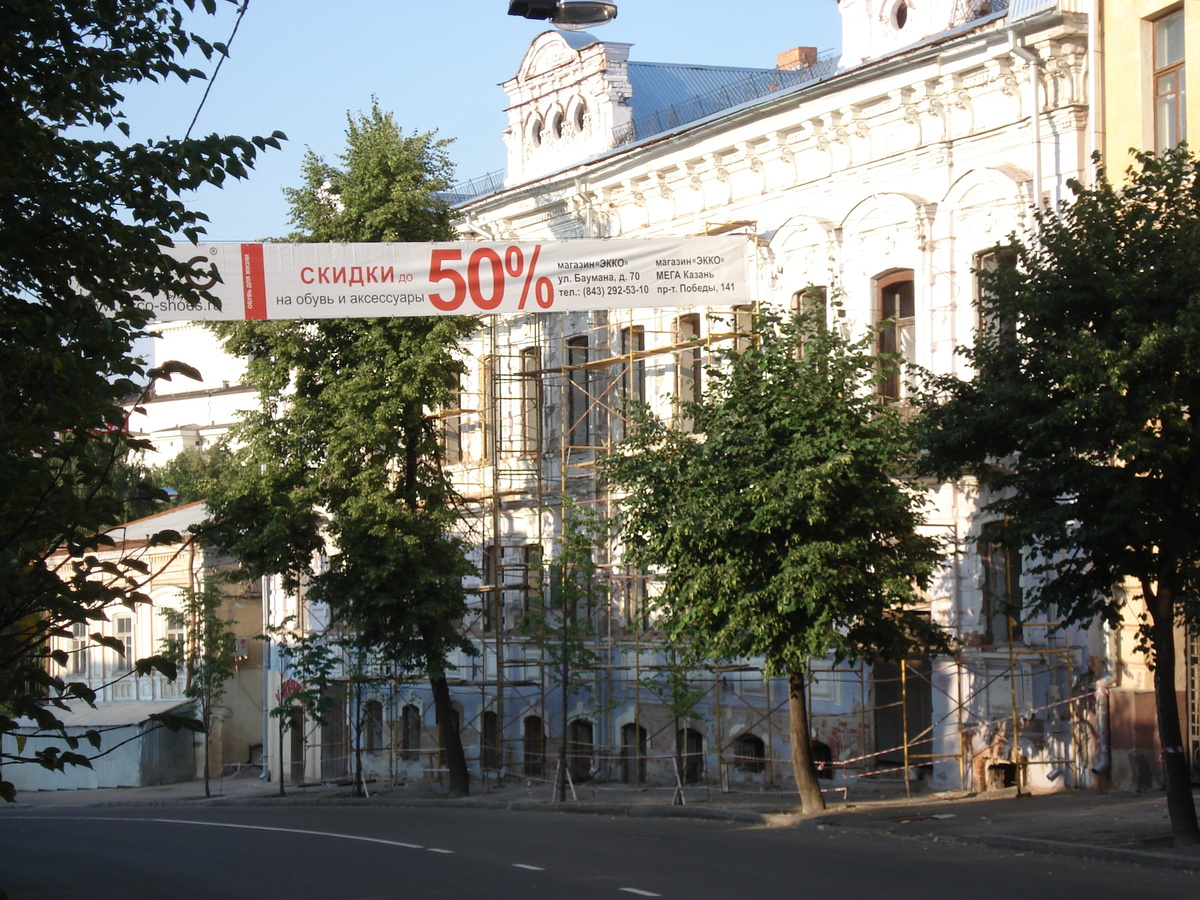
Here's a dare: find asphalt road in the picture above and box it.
[1,805,1194,899]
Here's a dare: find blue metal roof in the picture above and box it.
[625,59,834,141]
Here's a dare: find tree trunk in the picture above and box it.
[555,660,569,802]
[429,669,469,798]
[353,681,364,799]
[203,703,212,799]
[788,669,826,814]
[1146,580,1200,845]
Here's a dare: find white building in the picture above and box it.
[148,1,1177,796]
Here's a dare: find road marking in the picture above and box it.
[619,890,661,897]
[8,815,427,851]
[427,848,454,854]
[513,864,545,871]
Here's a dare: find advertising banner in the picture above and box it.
[152,236,748,321]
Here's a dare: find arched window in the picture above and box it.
[524,715,545,777]
[677,728,704,784]
[363,699,383,752]
[620,723,647,783]
[481,710,500,771]
[876,270,915,399]
[568,719,594,783]
[979,527,1024,645]
[734,733,765,773]
[401,704,421,760]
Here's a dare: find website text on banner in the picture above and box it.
[152,237,749,321]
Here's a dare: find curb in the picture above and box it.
[965,834,1200,873]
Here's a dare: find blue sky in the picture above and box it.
[120,0,843,242]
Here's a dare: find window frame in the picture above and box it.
[875,270,916,400]
[1153,8,1187,153]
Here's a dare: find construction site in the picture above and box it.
[309,294,1097,802]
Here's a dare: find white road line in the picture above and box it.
[619,889,661,897]
[5,815,426,851]
[427,848,454,854]
[512,864,545,871]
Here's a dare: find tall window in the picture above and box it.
[675,314,702,430]
[877,271,915,399]
[520,346,541,456]
[523,715,545,777]
[69,622,88,676]
[363,699,384,752]
[975,248,1017,345]
[734,732,766,773]
[616,325,646,440]
[443,376,463,465]
[979,531,1024,645]
[481,710,500,771]
[114,616,134,673]
[401,704,421,760]
[1155,9,1187,153]
[480,544,497,633]
[731,304,755,353]
[792,286,828,355]
[481,355,497,462]
[566,336,591,449]
[522,544,544,617]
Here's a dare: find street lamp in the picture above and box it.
[507,1,618,30]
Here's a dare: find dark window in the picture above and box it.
[877,271,915,399]
[734,733,765,773]
[980,532,1024,645]
[480,544,497,633]
[363,699,383,752]
[520,346,542,456]
[481,711,500,771]
[1155,10,1187,152]
[522,544,544,617]
[401,704,421,760]
[524,715,545,777]
[568,718,594,783]
[621,723,648,783]
[566,337,591,448]
[482,355,496,461]
[677,727,704,784]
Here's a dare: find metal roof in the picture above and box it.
[105,500,208,545]
[626,61,819,140]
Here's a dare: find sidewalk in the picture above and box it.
[4,771,1199,872]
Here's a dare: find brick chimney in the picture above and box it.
[776,46,818,70]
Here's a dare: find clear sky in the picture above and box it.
[119,0,844,242]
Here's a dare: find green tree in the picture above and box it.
[151,444,236,507]
[520,499,604,801]
[162,584,237,799]
[0,0,281,803]
[605,310,947,813]
[261,618,338,797]
[918,148,1200,845]
[207,102,478,797]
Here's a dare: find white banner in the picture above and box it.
[151,237,748,321]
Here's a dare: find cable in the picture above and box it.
[184,1,251,139]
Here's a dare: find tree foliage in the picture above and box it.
[520,499,605,801]
[206,102,478,797]
[605,310,947,811]
[162,584,237,799]
[150,444,237,507]
[0,0,281,803]
[917,147,1200,844]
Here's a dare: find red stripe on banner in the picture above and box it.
[240,243,267,320]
